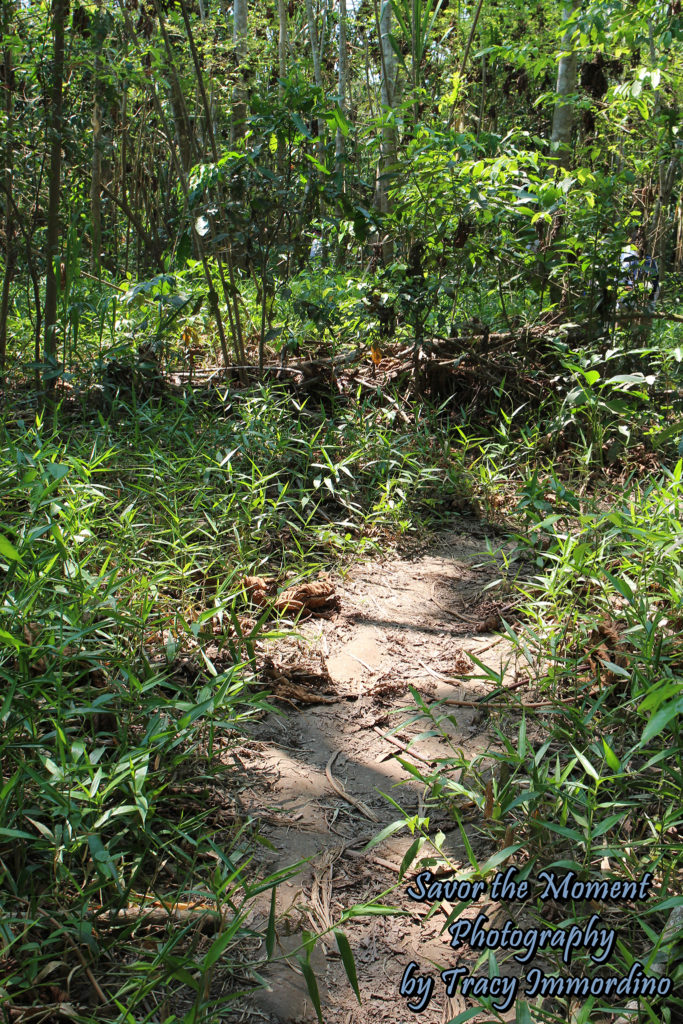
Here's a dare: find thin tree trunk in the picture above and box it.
[169,69,194,172]
[335,0,348,179]
[477,55,486,140]
[0,31,14,380]
[116,84,128,269]
[177,0,247,370]
[118,0,234,370]
[649,157,679,267]
[278,0,288,86]
[178,0,217,159]
[153,0,201,166]
[550,0,580,169]
[305,0,324,91]
[675,191,683,269]
[305,0,325,165]
[5,190,43,389]
[90,57,102,274]
[277,0,288,170]
[374,0,396,259]
[304,0,326,229]
[43,0,66,390]
[364,32,376,120]
[232,0,248,141]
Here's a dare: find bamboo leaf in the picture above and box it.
[298,959,323,1024]
[334,929,361,1002]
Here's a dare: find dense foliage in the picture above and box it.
[1,1,682,1022]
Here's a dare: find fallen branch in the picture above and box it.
[372,726,436,766]
[325,750,379,821]
[92,904,230,931]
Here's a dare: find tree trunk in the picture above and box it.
[550,0,579,169]
[304,0,326,226]
[335,0,348,182]
[43,0,66,390]
[375,0,396,259]
[90,58,102,275]
[153,0,201,166]
[305,0,324,91]
[278,0,288,89]
[675,190,683,270]
[169,69,193,172]
[0,29,14,380]
[178,0,218,160]
[232,0,248,141]
[277,0,288,170]
[118,0,235,369]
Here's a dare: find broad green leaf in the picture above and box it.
[602,739,621,772]
[640,698,683,744]
[572,746,600,781]
[0,533,21,562]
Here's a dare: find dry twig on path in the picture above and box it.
[325,751,380,822]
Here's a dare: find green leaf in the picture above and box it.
[642,896,683,914]
[516,1002,533,1024]
[602,739,621,772]
[399,837,422,881]
[591,812,627,838]
[603,571,634,603]
[456,813,479,869]
[517,715,527,759]
[542,821,583,842]
[331,104,351,137]
[639,683,683,714]
[445,1009,483,1024]
[305,153,330,175]
[203,913,246,968]
[0,629,22,651]
[387,32,407,69]
[334,929,361,1002]
[478,844,524,875]
[266,886,276,959]
[87,833,121,888]
[364,819,406,851]
[291,112,312,139]
[0,533,21,562]
[46,463,69,481]
[572,746,600,781]
[298,959,323,1024]
[640,698,683,745]
[341,903,404,919]
[0,827,34,840]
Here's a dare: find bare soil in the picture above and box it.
[238,527,529,1024]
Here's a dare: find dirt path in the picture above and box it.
[239,528,525,1024]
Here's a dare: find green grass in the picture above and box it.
[0,376,475,1022]
[392,459,683,1023]
[2,315,683,1022]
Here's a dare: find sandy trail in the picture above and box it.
[238,528,526,1024]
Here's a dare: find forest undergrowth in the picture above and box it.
[1,329,682,1023]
